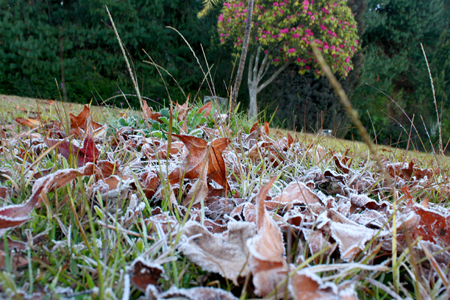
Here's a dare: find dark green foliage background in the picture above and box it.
[0,0,234,107]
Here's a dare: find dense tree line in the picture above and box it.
[0,0,233,107]
[1,0,450,151]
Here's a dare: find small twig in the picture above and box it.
[421,43,443,156]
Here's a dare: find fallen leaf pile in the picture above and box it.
[0,103,449,299]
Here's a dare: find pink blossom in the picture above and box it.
[339,21,342,24]
[324,43,329,49]
[302,0,309,5]
[322,8,329,14]
[280,10,284,14]
[220,39,224,43]
[264,50,269,54]
[339,44,344,48]
[308,11,312,15]
[333,2,338,7]
[331,45,335,50]
[345,57,350,63]
[255,37,259,41]
[274,58,279,62]
[288,48,296,53]
[280,28,289,34]
[239,2,244,6]
[297,57,302,62]
[220,33,225,37]
[280,1,285,5]
[318,47,322,51]
[311,16,315,20]
[320,24,326,31]
[243,9,247,12]
[262,34,267,39]
[273,2,279,6]
[224,3,231,7]
[292,33,300,38]
[355,39,359,44]
[351,46,355,52]
[306,65,310,69]
[332,32,337,37]
[218,14,224,21]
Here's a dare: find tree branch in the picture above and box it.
[231,0,255,110]
[257,63,289,93]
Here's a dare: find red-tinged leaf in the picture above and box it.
[198,101,212,118]
[334,155,350,174]
[250,119,260,133]
[247,176,288,297]
[264,122,270,135]
[287,132,294,147]
[45,135,100,166]
[142,100,163,123]
[69,104,103,131]
[15,117,39,128]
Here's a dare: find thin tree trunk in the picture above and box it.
[248,86,258,118]
[247,51,289,119]
[231,0,254,111]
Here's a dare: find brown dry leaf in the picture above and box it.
[179,221,256,285]
[183,173,208,206]
[0,250,28,269]
[272,182,320,204]
[247,176,288,298]
[207,138,230,189]
[169,134,208,184]
[198,101,212,118]
[142,100,163,123]
[69,104,103,131]
[15,117,40,128]
[129,258,165,292]
[302,229,335,257]
[96,160,120,179]
[169,135,230,189]
[330,222,377,261]
[400,186,450,247]
[289,269,358,300]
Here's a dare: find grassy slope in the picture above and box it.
[1,94,442,167]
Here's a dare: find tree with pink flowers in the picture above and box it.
[218,0,360,118]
